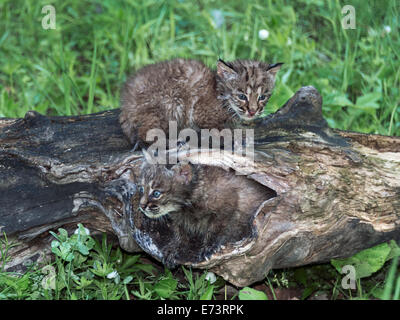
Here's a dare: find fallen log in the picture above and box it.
[1,86,399,286]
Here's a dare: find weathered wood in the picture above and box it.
[1,86,399,286]
[0,110,142,272]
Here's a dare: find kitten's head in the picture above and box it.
[137,158,194,219]
[216,59,283,120]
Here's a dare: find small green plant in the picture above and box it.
[42,224,154,300]
[330,240,400,300]
[0,232,19,272]
[238,287,268,300]
[180,267,216,300]
[380,256,400,300]
[0,232,33,299]
[131,268,181,300]
[290,264,337,300]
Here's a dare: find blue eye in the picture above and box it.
[138,186,144,193]
[237,94,247,101]
[258,95,266,101]
[152,190,161,198]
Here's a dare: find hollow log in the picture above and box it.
[1,86,399,286]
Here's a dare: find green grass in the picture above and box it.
[0,0,399,134]
[0,0,399,300]
[1,226,400,300]
[0,226,222,300]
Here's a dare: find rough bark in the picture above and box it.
[1,86,399,286]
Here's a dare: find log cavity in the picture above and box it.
[129,174,277,266]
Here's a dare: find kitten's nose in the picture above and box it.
[248,110,256,116]
[149,204,158,210]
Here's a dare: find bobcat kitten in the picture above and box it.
[120,58,283,144]
[136,157,274,243]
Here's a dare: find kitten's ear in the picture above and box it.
[266,62,284,75]
[217,59,237,79]
[172,162,193,185]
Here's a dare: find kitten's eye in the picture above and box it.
[258,95,266,101]
[152,190,162,198]
[237,94,247,101]
[138,186,144,193]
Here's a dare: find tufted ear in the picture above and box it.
[266,62,284,75]
[171,162,193,185]
[217,59,237,80]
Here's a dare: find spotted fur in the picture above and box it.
[216,59,283,120]
[137,159,276,243]
[137,161,194,219]
[120,58,283,144]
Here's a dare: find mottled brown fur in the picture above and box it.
[137,160,275,245]
[120,58,282,144]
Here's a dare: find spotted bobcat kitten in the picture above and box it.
[120,58,283,144]
[136,155,274,242]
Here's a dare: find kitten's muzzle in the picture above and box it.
[148,204,159,211]
[241,113,259,121]
[139,203,159,211]
[138,204,166,219]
